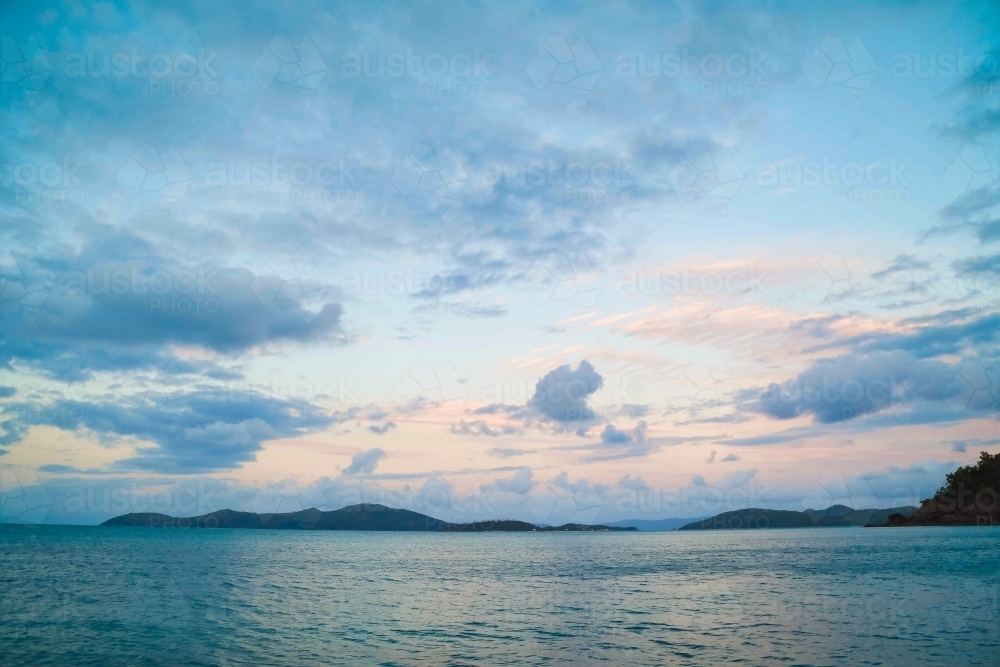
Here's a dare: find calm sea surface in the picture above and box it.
[1,524,998,666]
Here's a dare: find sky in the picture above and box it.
[1,0,999,526]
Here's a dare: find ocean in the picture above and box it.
[1,524,997,666]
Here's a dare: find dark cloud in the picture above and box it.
[953,253,1000,276]
[472,403,526,416]
[37,464,83,474]
[450,420,519,437]
[948,438,1000,453]
[343,447,386,475]
[600,424,633,444]
[528,360,603,422]
[414,300,507,319]
[582,421,659,461]
[825,312,1000,359]
[937,47,1000,140]
[600,421,648,445]
[368,421,396,435]
[0,262,343,382]
[977,220,1000,244]
[871,254,933,279]
[616,404,650,418]
[411,262,507,300]
[486,447,535,458]
[2,389,333,473]
[755,350,990,424]
[941,187,1000,225]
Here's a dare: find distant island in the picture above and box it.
[678,504,917,530]
[100,503,637,532]
[888,451,1000,526]
[606,517,699,531]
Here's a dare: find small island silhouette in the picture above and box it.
[105,451,1000,532]
[888,451,1000,526]
[678,504,916,530]
[100,503,638,532]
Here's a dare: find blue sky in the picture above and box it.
[1,0,999,525]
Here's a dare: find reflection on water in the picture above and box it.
[1,525,998,666]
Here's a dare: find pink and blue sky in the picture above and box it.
[1,0,999,525]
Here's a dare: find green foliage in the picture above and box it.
[922,451,1000,512]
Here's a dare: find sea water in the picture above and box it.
[0,524,997,666]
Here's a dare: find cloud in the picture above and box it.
[411,265,506,299]
[488,468,534,494]
[450,420,520,437]
[948,438,1000,453]
[721,453,740,462]
[617,474,650,492]
[0,260,344,382]
[684,469,758,496]
[473,403,517,415]
[486,447,536,458]
[579,421,660,461]
[849,460,959,504]
[600,421,648,445]
[600,424,633,444]
[977,220,1000,244]
[938,48,1000,140]
[953,253,1000,276]
[871,254,933,279]
[705,450,717,463]
[528,360,603,422]
[755,351,973,423]
[1,389,333,472]
[0,386,16,398]
[821,311,1000,359]
[184,418,278,450]
[343,447,386,475]
[368,422,396,435]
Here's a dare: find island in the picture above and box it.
[678,504,916,530]
[888,451,1000,526]
[100,503,638,532]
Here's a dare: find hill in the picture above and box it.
[100,503,637,532]
[888,451,1000,526]
[679,504,917,530]
[606,518,703,531]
